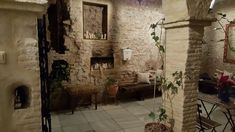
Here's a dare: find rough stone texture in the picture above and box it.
[0,1,45,131]
[186,0,213,20]
[83,4,104,37]
[48,0,163,100]
[15,0,47,4]
[201,0,235,76]
[163,0,189,23]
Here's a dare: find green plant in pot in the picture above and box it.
[49,60,70,111]
[144,19,183,132]
[105,77,118,97]
[145,71,183,132]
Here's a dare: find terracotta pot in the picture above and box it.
[144,122,172,132]
[106,84,118,97]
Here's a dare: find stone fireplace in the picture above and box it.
[0,1,47,132]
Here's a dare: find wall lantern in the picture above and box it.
[122,48,133,61]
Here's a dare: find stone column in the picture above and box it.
[163,20,211,131]
[0,1,47,132]
[161,0,215,131]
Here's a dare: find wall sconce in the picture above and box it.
[122,48,133,61]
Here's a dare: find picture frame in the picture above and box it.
[223,23,235,63]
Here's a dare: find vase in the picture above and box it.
[218,89,230,103]
[106,84,118,97]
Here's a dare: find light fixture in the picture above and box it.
[122,48,133,61]
[208,0,224,13]
[208,0,216,13]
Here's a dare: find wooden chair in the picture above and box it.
[196,104,221,132]
[220,107,235,131]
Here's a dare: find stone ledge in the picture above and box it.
[0,1,47,13]
[164,19,213,29]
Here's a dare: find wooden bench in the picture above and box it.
[197,104,221,131]
[65,84,98,114]
[118,83,161,100]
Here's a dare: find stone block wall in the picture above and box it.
[48,0,163,99]
[201,0,235,76]
[0,1,46,132]
[83,4,104,37]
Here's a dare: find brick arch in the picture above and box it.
[186,0,212,20]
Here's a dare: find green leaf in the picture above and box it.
[159,45,165,52]
[158,108,167,122]
[167,82,174,90]
[230,47,235,52]
[150,24,157,29]
[176,80,181,86]
[151,32,155,36]
[152,36,159,42]
[148,112,156,121]
[171,86,178,94]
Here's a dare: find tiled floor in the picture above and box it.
[51,97,232,132]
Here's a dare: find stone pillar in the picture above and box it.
[164,21,211,131]
[162,0,214,131]
[0,1,47,132]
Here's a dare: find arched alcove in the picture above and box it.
[13,85,30,109]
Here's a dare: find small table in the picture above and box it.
[198,93,235,131]
[65,84,98,114]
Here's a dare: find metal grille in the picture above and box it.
[38,15,51,132]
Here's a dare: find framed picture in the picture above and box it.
[224,23,235,63]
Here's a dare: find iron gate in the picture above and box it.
[38,15,51,132]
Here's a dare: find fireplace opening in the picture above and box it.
[14,85,30,109]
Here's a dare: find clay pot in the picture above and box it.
[106,84,118,97]
[144,122,172,132]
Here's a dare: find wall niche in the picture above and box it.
[91,56,114,70]
[83,2,108,40]
[14,85,30,109]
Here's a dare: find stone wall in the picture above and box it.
[15,0,47,4]
[0,1,46,132]
[201,0,235,76]
[83,4,103,37]
[48,0,163,99]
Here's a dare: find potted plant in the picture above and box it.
[49,60,70,111]
[144,19,183,132]
[145,71,183,132]
[105,77,119,97]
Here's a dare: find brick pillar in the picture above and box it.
[163,20,211,132]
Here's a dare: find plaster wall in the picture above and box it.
[0,1,46,131]
[201,0,235,76]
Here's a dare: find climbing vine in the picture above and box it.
[216,12,235,53]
